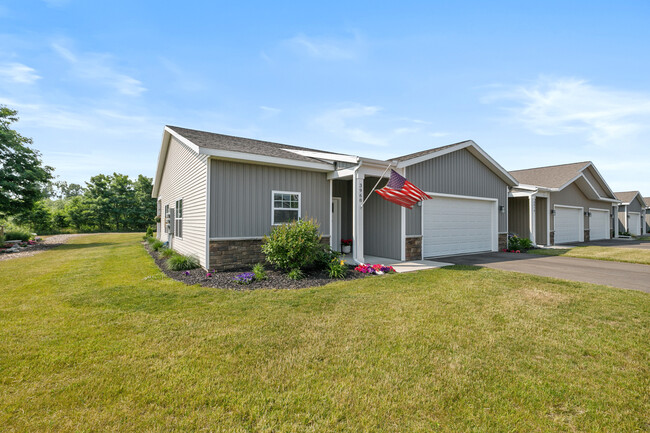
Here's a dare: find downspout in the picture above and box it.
[352,161,364,265]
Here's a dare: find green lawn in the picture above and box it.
[528,245,650,265]
[1,234,648,432]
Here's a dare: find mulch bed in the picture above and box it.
[145,243,367,290]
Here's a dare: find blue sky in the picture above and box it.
[1,1,649,195]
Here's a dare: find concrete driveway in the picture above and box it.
[559,238,650,250]
[437,252,650,293]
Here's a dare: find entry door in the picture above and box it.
[554,206,582,244]
[628,212,641,235]
[332,197,341,252]
[589,209,610,240]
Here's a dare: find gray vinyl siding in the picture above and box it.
[550,182,610,231]
[535,197,548,244]
[157,137,208,267]
[209,159,330,237]
[363,177,401,260]
[332,180,352,239]
[508,197,529,238]
[581,167,609,198]
[627,197,642,213]
[405,148,508,235]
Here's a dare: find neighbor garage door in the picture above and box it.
[589,208,610,240]
[628,212,641,235]
[422,195,496,257]
[554,206,583,244]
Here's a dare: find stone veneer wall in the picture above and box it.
[584,230,590,243]
[549,231,555,246]
[405,236,422,261]
[209,237,330,271]
[498,233,508,251]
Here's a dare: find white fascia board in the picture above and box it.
[581,162,617,199]
[327,167,357,180]
[396,141,518,187]
[165,126,201,153]
[151,129,172,198]
[359,156,398,167]
[511,184,540,191]
[574,174,601,200]
[282,148,359,164]
[197,147,334,172]
[510,190,535,198]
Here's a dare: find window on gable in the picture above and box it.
[272,191,300,225]
[175,199,183,238]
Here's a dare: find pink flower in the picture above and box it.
[206,273,212,277]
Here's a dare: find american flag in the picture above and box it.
[376,169,432,209]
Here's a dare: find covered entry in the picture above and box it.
[422,194,497,257]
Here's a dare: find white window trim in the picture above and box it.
[175,198,183,239]
[271,190,301,225]
[164,203,170,234]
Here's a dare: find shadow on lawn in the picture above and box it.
[54,242,114,250]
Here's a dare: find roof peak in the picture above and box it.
[510,161,591,172]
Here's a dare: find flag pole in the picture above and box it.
[361,163,393,207]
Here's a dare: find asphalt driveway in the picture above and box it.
[437,252,650,293]
[561,238,650,250]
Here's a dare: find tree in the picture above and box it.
[0,106,53,218]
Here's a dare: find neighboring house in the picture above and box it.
[614,191,647,236]
[508,162,619,245]
[152,126,517,270]
[645,197,650,235]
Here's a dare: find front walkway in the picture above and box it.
[343,254,452,273]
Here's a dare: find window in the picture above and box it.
[175,199,183,238]
[272,191,301,225]
[164,204,170,233]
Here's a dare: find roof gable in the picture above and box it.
[615,191,646,207]
[394,140,518,187]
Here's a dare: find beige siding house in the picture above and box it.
[614,191,647,236]
[508,162,619,245]
[152,126,517,270]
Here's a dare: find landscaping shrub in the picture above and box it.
[3,229,32,241]
[146,236,157,244]
[151,240,164,251]
[166,254,199,271]
[327,259,347,279]
[252,263,267,281]
[287,268,303,280]
[160,248,176,258]
[508,235,533,251]
[0,233,5,246]
[145,226,154,238]
[312,247,340,271]
[261,218,322,271]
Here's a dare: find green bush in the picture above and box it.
[145,226,154,238]
[508,235,533,251]
[4,229,32,241]
[287,268,303,280]
[146,236,157,244]
[327,259,347,279]
[252,263,267,281]
[151,240,164,251]
[166,254,199,271]
[0,233,5,246]
[312,246,341,271]
[160,248,176,259]
[261,218,322,271]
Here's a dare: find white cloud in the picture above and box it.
[282,32,364,61]
[0,62,41,84]
[312,104,387,146]
[51,40,146,96]
[484,76,650,146]
[259,105,282,117]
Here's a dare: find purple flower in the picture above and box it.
[234,272,255,285]
[184,271,190,276]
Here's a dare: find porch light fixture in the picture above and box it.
[499,205,505,213]
[551,209,556,215]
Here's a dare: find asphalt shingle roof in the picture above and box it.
[167,125,336,164]
[509,162,591,189]
[393,141,473,162]
[614,191,641,205]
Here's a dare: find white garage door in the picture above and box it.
[422,195,496,257]
[589,208,610,241]
[554,206,583,244]
[629,212,641,235]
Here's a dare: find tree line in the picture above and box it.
[1,105,156,234]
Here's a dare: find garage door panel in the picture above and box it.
[629,212,641,235]
[422,196,496,257]
[554,206,582,244]
[589,209,609,240]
